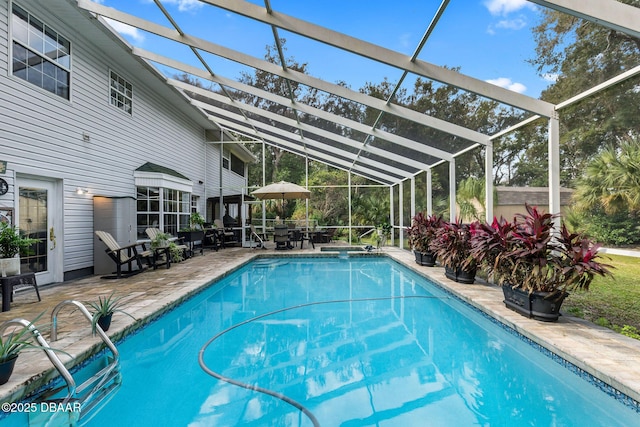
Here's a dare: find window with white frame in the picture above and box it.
[191,195,199,214]
[136,187,191,238]
[163,188,191,235]
[11,4,71,99]
[222,148,230,170]
[110,70,133,114]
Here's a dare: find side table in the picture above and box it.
[0,272,40,312]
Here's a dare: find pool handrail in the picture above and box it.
[49,300,121,416]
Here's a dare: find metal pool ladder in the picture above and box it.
[0,300,122,426]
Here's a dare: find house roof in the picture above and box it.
[496,186,574,206]
[135,162,190,181]
[70,0,640,186]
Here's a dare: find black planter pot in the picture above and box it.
[502,285,567,322]
[0,354,18,385]
[97,313,113,332]
[413,250,437,267]
[444,265,476,284]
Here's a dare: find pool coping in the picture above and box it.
[1,247,640,415]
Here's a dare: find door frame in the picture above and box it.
[15,174,64,284]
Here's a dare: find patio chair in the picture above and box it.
[144,228,188,268]
[274,224,292,250]
[203,227,221,251]
[95,230,148,279]
[214,219,236,248]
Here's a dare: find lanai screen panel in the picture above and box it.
[77,0,640,185]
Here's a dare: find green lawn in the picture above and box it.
[562,254,640,338]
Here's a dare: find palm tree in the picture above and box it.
[573,135,640,215]
[456,176,497,222]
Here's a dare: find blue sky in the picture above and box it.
[95,0,557,100]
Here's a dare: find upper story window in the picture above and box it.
[230,153,245,177]
[222,148,245,177]
[11,4,71,99]
[110,70,133,114]
[222,148,230,170]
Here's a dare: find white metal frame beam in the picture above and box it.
[175,80,432,173]
[74,0,640,235]
[79,1,490,149]
[530,0,640,39]
[146,51,454,162]
[207,103,411,180]
[209,113,402,184]
[198,0,555,116]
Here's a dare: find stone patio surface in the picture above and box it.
[0,243,639,413]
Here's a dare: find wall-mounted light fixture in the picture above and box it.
[76,187,89,195]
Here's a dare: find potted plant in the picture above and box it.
[406,212,443,267]
[469,204,612,321]
[0,315,71,384]
[189,212,205,230]
[429,218,477,284]
[178,212,205,255]
[150,232,184,263]
[87,292,136,333]
[0,222,37,277]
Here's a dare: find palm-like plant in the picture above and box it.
[573,136,640,215]
[469,204,612,298]
[87,292,136,333]
[457,176,489,222]
[430,219,476,271]
[0,314,72,384]
[407,212,443,253]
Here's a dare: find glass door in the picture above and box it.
[18,178,60,284]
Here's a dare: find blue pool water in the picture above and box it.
[6,257,640,426]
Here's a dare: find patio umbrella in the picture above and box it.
[251,181,310,218]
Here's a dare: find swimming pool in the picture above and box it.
[7,257,640,425]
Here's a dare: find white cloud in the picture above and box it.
[398,33,412,50]
[104,18,145,44]
[486,77,527,94]
[495,17,527,30]
[487,15,527,34]
[146,0,204,13]
[542,73,559,83]
[484,0,534,16]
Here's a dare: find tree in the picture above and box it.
[573,135,640,215]
[569,134,640,245]
[512,1,640,186]
[236,40,311,184]
[303,166,349,226]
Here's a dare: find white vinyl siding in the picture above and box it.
[0,0,243,276]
